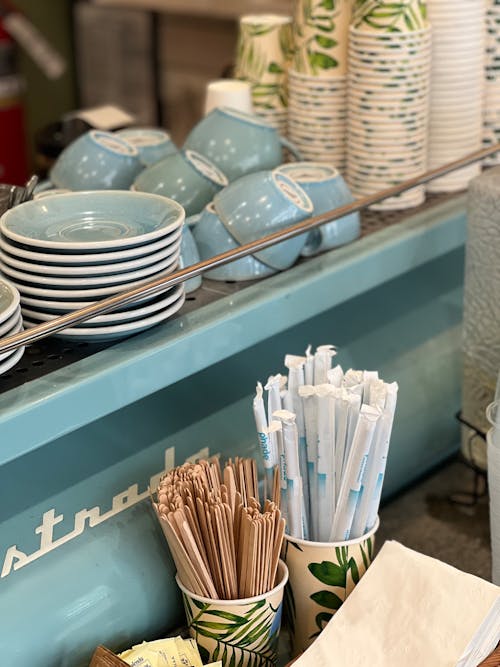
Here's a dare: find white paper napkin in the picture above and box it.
[293,541,499,667]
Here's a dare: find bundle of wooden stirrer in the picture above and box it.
[153,457,285,600]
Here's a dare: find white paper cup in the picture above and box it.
[178,560,288,667]
[204,79,253,115]
[283,519,378,656]
[426,165,480,193]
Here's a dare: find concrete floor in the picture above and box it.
[378,457,492,580]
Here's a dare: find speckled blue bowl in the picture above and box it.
[192,204,275,281]
[276,162,360,256]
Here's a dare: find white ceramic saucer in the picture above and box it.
[0,227,182,274]
[5,264,179,300]
[23,291,185,342]
[0,252,180,289]
[0,319,22,362]
[0,191,185,252]
[0,343,25,375]
[0,307,21,337]
[21,283,184,326]
[0,278,21,324]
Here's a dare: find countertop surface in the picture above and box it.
[378,457,491,580]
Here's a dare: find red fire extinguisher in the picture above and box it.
[0,16,28,185]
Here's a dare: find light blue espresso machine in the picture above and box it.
[0,195,466,665]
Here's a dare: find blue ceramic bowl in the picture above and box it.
[179,221,202,293]
[50,130,143,191]
[184,107,301,182]
[133,149,228,216]
[213,169,313,271]
[116,128,178,166]
[276,163,360,256]
[192,204,275,282]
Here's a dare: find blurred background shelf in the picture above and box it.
[93,0,293,20]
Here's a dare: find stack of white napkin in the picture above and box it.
[293,541,500,667]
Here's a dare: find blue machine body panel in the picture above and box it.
[0,196,466,665]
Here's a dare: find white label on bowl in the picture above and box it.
[120,130,169,147]
[185,150,228,187]
[92,131,136,155]
[273,172,314,212]
[281,164,338,183]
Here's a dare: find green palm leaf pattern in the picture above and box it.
[353,0,426,31]
[235,23,289,110]
[235,28,267,81]
[184,595,282,667]
[294,0,348,74]
[283,583,296,638]
[306,542,374,639]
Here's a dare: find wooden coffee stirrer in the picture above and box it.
[272,465,281,507]
[156,457,286,600]
[160,514,208,597]
[89,646,129,667]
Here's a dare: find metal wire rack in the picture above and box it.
[0,191,460,395]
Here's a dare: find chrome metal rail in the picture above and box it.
[0,144,498,354]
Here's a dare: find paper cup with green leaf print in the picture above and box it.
[235,15,293,112]
[282,518,378,656]
[178,560,288,667]
[292,0,352,77]
[352,0,428,33]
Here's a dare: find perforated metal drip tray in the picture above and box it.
[0,192,461,395]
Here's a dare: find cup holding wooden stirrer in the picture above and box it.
[153,458,288,667]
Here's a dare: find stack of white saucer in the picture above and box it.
[347,18,431,210]
[287,0,351,170]
[427,0,486,192]
[0,278,24,375]
[484,0,500,166]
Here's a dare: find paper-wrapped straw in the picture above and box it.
[274,409,305,539]
[314,344,336,385]
[300,384,319,538]
[253,382,278,499]
[304,345,314,385]
[255,345,398,543]
[328,364,344,388]
[316,384,337,542]
[334,388,350,505]
[285,354,310,520]
[330,404,380,542]
[268,420,288,523]
[344,392,362,474]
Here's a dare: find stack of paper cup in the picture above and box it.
[484,0,500,166]
[287,0,352,170]
[347,1,431,210]
[426,0,486,192]
[234,14,292,134]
